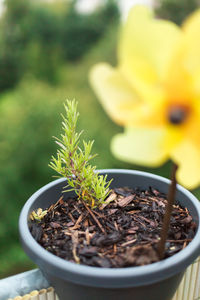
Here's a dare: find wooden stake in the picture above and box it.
[157,163,178,259]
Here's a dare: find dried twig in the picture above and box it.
[81,200,106,234]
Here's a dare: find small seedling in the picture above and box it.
[49,100,112,208]
[30,208,48,221]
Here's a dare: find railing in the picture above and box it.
[1,257,200,300]
[172,257,200,300]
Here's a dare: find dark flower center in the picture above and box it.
[168,105,189,125]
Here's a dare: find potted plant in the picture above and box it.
[19,100,200,300]
[19,6,200,300]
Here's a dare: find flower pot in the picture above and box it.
[19,169,200,300]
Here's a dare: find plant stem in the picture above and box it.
[157,163,178,259]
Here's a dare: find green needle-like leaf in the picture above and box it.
[49,100,112,208]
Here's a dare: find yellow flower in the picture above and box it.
[89,6,200,189]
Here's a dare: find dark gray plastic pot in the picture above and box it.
[19,169,200,300]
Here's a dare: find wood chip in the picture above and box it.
[85,228,90,245]
[71,231,80,264]
[117,195,135,207]
[99,192,117,210]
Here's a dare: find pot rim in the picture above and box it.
[19,169,200,287]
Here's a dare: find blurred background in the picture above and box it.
[0,0,200,279]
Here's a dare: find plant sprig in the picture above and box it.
[49,100,112,208]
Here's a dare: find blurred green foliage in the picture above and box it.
[155,0,200,25]
[62,0,119,61]
[0,0,119,92]
[0,0,31,91]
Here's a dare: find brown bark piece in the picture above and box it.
[117,195,135,207]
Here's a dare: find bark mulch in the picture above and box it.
[30,187,196,268]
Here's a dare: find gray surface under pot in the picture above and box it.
[19,169,200,300]
[0,269,49,300]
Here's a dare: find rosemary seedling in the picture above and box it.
[49,100,112,208]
